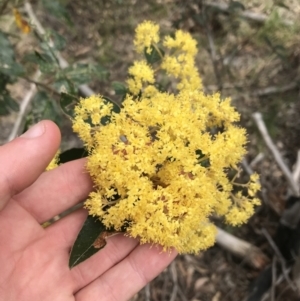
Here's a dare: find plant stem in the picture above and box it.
[22,76,61,96]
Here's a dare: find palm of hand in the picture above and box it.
[0,121,176,301]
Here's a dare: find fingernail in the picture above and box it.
[21,122,45,139]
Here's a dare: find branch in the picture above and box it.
[201,8,223,91]
[250,153,265,169]
[261,267,292,301]
[169,261,178,301]
[216,227,270,269]
[271,257,276,301]
[252,112,299,196]
[205,1,293,26]
[0,0,10,15]
[262,228,296,290]
[251,82,298,97]
[293,150,300,183]
[24,1,95,97]
[22,76,61,97]
[7,71,41,142]
[144,283,150,301]
[241,157,254,176]
[280,200,300,229]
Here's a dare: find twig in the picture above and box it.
[144,283,150,301]
[261,228,296,291]
[206,82,249,91]
[7,70,41,142]
[216,226,270,269]
[261,267,292,301]
[22,76,61,96]
[177,286,188,301]
[202,8,223,91]
[250,153,265,169]
[280,200,300,229]
[161,270,169,301]
[293,150,300,183]
[252,112,299,196]
[169,261,178,301]
[24,1,94,97]
[251,82,298,97]
[241,158,254,176]
[204,1,293,26]
[271,257,276,301]
[0,0,10,15]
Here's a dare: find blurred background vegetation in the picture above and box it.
[1,0,300,300]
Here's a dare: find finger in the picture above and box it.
[45,208,88,248]
[0,121,60,211]
[15,159,93,223]
[71,235,138,293]
[75,243,177,301]
[45,209,139,292]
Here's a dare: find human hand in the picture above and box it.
[0,121,177,301]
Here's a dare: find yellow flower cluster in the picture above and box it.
[127,60,155,95]
[162,30,201,91]
[72,21,260,254]
[133,20,160,54]
[46,150,60,171]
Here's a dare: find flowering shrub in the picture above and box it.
[72,21,260,254]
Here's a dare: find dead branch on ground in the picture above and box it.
[252,112,299,196]
[216,227,270,269]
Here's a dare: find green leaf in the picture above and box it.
[228,1,245,12]
[103,96,121,113]
[30,91,60,124]
[63,63,109,87]
[59,148,88,163]
[0,32,24,77]
[92,64,110,81]
[41,0,73,27]
[53,78,76,94]
[0,31,15,62]
[26,51,57,73]
[63,64,91,85]
[196,149,210,168]
[0,74,9,90]
[69,215,114,268]
[274,0,290,9]
[193,14,205,26]
[49,30,66,51]
[144,45,164,64]
[34,51,54,63]
[0,100,9,115]
[59,92,79,117]
[4,95,19,112]
[0,61,24,77]
[112,81,127,95]
[99,96,121,125]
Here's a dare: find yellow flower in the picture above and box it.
[134,20,160,54]
[126,60,155,95]
[163,30,197,57]
[248,173,261,197]
[73,89,257,253]
[72,21,260,254]
[161,32,202,91]
[46,150,60,171]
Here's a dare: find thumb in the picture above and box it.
[0,120,61,211]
